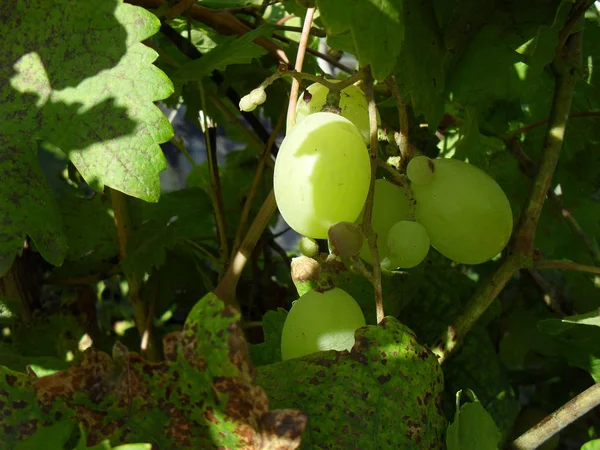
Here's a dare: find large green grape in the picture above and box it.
[281,287,366,360]
[358,179,410,265]
[296,81,377,143]
[274,112,371,239]
[408,156,513,264]
[382,220,430,270]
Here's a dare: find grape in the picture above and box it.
[273,112,371,239]
[299,237,319,258]
[239,87,266,112]
[406,155,434,186]
[296,81,378,143]
[410,157,513,264]
[381,220,430,270]
[281,287,366,360]
[358,179,410,265]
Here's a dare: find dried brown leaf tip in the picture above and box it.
[0,293,307,449]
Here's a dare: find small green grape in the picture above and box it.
[358,179,410,265]
[299,237,319,258]
[239,87,267,112]
[281,287,366,360]
[382,220,430,270]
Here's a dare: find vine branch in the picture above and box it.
[511,381,600,450]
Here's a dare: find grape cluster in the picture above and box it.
[268,80,513,359]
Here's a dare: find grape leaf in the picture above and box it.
[446,390,502,450]
[583,439,600,450]
[122,188,214,280]
[249,308,288,367]
[0,0,173,275]
[13,420,75,450]
[0,293,307,449]
[172,26,273,81]
[256,317,447,449]
[538,317,600,381]
[316,0,403,80]
[445,327,520,442]
[395,0,445,128]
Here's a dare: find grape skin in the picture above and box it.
[274,112,371,239]
[382,220,430,270]
[406,156,434,186]
[281,287,366,360]
[411,158,513,264]
[358,179,410,265]
[296,82,376,143]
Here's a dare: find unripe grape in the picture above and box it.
[274,112,371,239]
[296,81,378,143]
[281,287,366,360]
[412,158,513,264]
[407,156,434,186]
[358,179,410,266]
[299,237,319,258]
[382,220,430,270]
[239,87,267,112]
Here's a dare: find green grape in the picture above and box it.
[411,157,513,264]
[358,179,410,265]
[406,155,434,186]
[299,237,319,258]
[274,112,371,239]
[239,87,266,112]
[382,220,430,270]
[281,287,366,360]
[296,81,378,143]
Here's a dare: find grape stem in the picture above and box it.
[431,20,583,364]
[259,67,364,105]
[384,76,412,169]
[511,381,600,450]
[363,67,385,324]
[286,6,317,131]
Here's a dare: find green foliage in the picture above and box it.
[257,317,446,448]
[446,390,502,450]
[2,0,600,448]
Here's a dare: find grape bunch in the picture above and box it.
[267,80,513,359]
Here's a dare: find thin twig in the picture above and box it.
[231,109,285,260]
[525,269,566,317]
[215,190,277,304]
[259,68,362,94]
[286,6,316,130]
[556,0,596,52]
[431,22,583,364]
[503,111,600,140]
[535,259,600,275]
[363,67,385,324]
[199,83,229,274]
[511,381,600,450]
[385,76,412,168]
